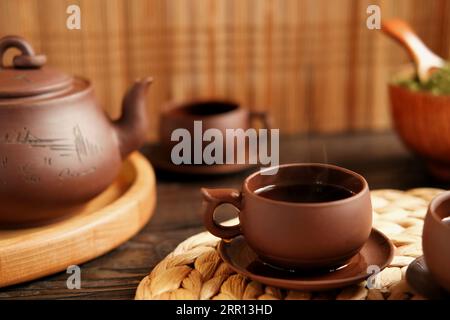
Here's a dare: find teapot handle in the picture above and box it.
[0,35,46,69]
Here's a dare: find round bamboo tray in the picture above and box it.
[0,152,156,288]
[136,188,443,300]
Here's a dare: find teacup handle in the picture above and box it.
[249,111,271,129]
[201,188,242,240]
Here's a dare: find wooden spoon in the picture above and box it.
[382,19,446,83]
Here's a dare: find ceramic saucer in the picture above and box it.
[142,143,257,176]
[218,228,394,291]
[406,256,450,299]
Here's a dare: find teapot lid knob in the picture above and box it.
[0,35,47,69]
[0,35,73,98]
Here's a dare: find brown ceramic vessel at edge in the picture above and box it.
[159,99,269,164]
[389,68,450,181]
[422,191,450,293]
[0,35,152,227]
[201,163,373,270]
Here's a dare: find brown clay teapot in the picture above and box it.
[0,35,152,227]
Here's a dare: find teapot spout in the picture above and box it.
[113,77,152,159]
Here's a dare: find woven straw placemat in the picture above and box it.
[135,188,444,300]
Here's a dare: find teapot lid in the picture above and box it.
[0,36,72,98]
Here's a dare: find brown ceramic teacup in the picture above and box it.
[422,191,450,292]
[159,99,269,164]
[201,163,372,270]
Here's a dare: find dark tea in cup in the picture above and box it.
[255,183,355,203]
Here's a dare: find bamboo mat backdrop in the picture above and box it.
[0,0,449,141]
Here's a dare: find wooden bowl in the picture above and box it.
[389,71,450,180]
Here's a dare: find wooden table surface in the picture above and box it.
[0,132,448,299]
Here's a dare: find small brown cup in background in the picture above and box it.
[389,68,450,181]
[423,191,450,293]
[201,163,373,270]
[159,99,269,164]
